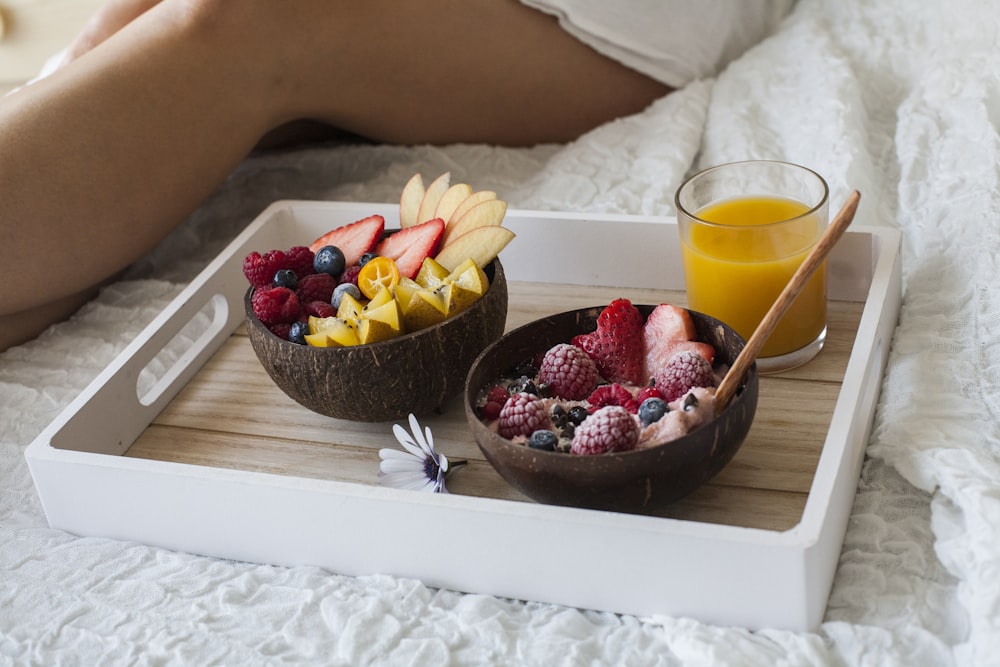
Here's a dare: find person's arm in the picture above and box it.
[0,0,668,351]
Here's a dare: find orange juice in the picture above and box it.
[680,195,827,358]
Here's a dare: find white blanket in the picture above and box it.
[4,0,999,664]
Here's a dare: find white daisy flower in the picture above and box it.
[378,414,464,493]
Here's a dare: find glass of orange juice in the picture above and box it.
[676,160,829,373]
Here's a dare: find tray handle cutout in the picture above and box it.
[137,292,230,407]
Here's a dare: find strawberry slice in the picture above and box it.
[309,215,385,267]
[641,304,715,383]
[373,218,445,279]
[571,299,645,385]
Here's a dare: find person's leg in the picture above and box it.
[0,0,669,350]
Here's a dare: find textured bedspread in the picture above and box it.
[4,0,1000,664]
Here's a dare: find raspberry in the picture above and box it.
[570,405,639,455]
[655,350,715,402]
[268,323,292,340]
[251,287,301,325]
[339,265,363,286]
[537,343,600,400]
[296,272,337,304]
[285,246,316,278]
[304,300,336,319]
[486,385,511,406]
[480,401,503,421]
[497,392,550,439]
[586,383,639,414]
[243,249,288,288]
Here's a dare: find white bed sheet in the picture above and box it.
[4,0,1000,664]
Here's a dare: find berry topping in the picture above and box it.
[242,248,294,289]
[485,385,511,406]
[528,430,558,451]
[308,214,385,266]
[638,397,669,426]
[373,218,446,279]
[567,405,589,425]
[497,392,549,439]
[284,246,316,279]
[251,287,301,326]
[268,323,292,340]
[304,300,336,319]
[641,304,716,383]
[313,245,347,278]
[655,350,715,402]
[296,272,337,304]
[586,383,639,414]
[571,299,644,385]
[570,405,639,455]
[273,269,298,290]
[338,265,363,286]
[537,343,600,400]
[331,283,362,309]
[480,400,504,421]
[359,252,378,266]
[288,321,309,345]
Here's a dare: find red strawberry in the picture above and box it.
[641,304,715,382]
[571,299,644,385]
[373,218,445,279]
[570,406,639,455]
[538,343,600,400]
[309,215,385,266]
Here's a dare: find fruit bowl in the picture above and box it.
[464,305,758,514]
[246,259,508,422]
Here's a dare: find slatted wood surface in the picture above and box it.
[126,282,862,532]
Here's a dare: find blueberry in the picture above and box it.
[288,321,309,345]
[550,404,568,428]
[528,430,558,451]
[358,252,378,267]
[273,269,298,290]
[332,282,362,308]
[567,405,589,425]
[638,397,669,425]
[560,422,575,439]
[314,245,346,277]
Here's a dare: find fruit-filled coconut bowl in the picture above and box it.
[245,257,508,422]
[464,300,758,514]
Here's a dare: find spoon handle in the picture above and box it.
[713,190,861,414]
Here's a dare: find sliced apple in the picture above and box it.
[435,226,516,272]
[447,190,497,227]
[440,198,507,247]
[434,183,473,223]
[416,172,451,226]
[399,173,425,229]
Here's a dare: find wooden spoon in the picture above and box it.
[713,190,861,414]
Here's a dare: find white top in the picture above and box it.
[519,0,796,88]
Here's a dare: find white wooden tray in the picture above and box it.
[25,201,901,632]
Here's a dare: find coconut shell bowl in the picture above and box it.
[246,259,508,422]
[464,305,759,514]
